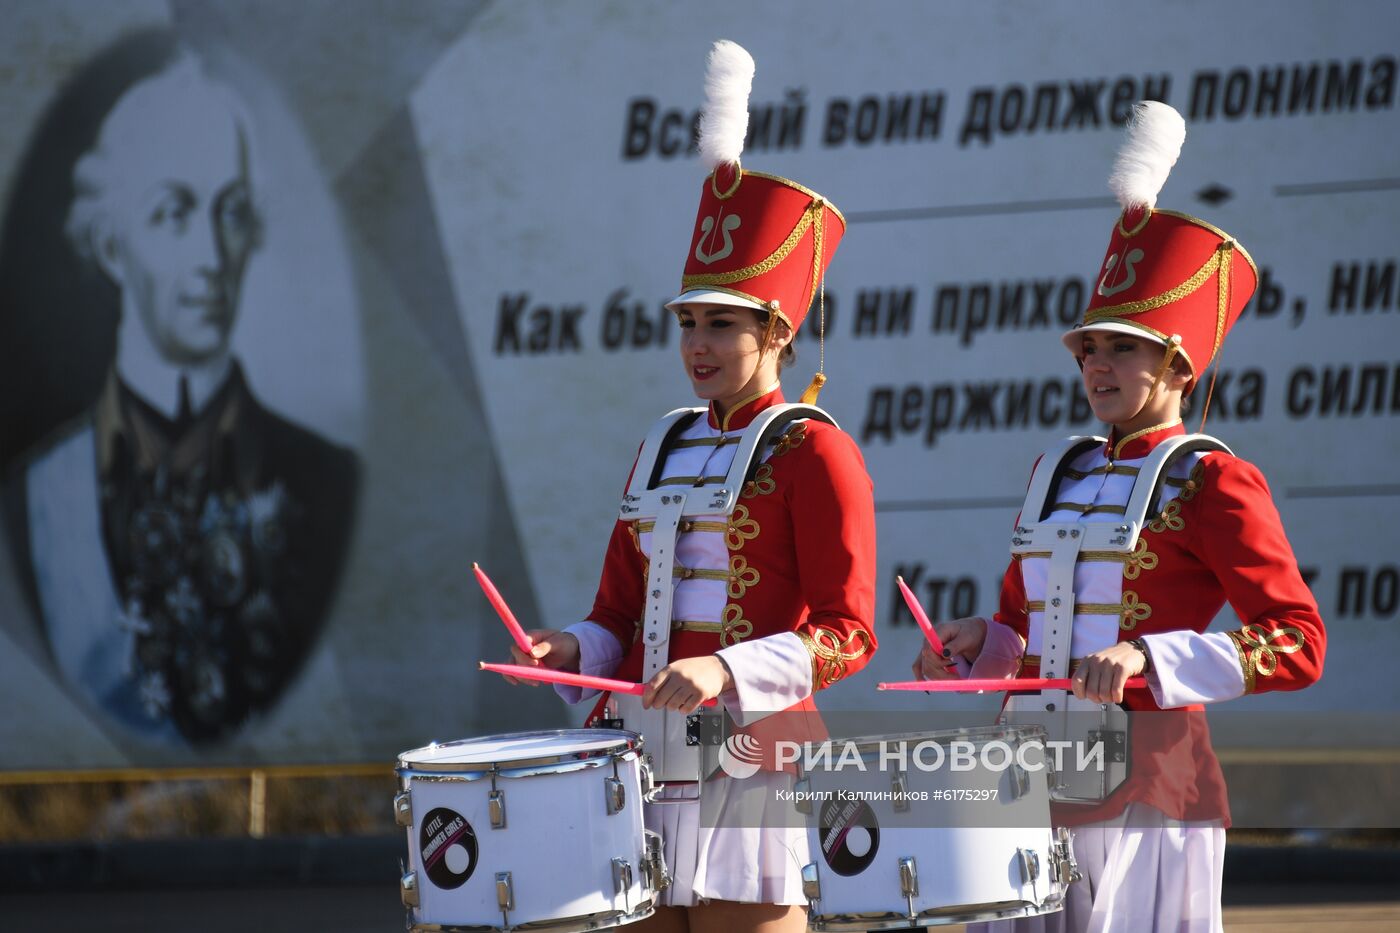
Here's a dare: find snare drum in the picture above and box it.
[396,729,665,932]
[795,725,1078,930]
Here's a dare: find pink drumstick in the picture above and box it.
[880,677,1148,693]
[896,575,969,676]
[479,662,719,707]
[473,563,534,655]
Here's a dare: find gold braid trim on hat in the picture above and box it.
[1084,249,1221,321]
[800,200,828,404]
[1196,240,1237,431]
[1211,240,1233,367]
[680,199,824,289]
[1085,239,1236,371]
[806,200,825,326]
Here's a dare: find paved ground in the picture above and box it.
[1221,884,1400,933]
[0,883,1396,932]
[1224,902,1400,932]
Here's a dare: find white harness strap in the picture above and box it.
[1015,437,1105,713]
[612,403,838,786]
[1123,434,1233,532]
[1008,433,1231,801]
[1020,436,1105,525]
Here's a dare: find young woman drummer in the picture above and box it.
[508,41,877,933]
[913,102,1325,932]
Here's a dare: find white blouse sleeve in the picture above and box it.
[550,620,625,704]
[715,632,814,727]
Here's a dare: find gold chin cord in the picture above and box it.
[799,198,827,406]
[1195,240,1235,434]
[1138,337,1182,417]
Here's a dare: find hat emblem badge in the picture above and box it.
[695,208,742,265]
[1098,247,1144,298]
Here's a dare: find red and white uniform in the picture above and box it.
[971,420,1325,932]
[963,99,1330,932]
[556,384,877,905]
[564,39,865,905]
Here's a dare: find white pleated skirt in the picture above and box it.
[647,771,809,906]
[968,802,1225,933]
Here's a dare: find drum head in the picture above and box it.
[397,728,639,772]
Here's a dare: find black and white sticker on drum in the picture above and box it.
[818,797,879,876]
[420,807,479,889]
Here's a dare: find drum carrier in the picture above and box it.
[1004,432,1231,802]
[598,402,837,795]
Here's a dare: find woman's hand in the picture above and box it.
[1070,641,1148,704]
[910,616,987,680]
[503,629,581,685]
[642,656,734,714]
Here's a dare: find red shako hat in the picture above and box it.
[1062,101,1258,389]
[666,41,845,340]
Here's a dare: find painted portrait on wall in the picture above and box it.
[1,31,361,746]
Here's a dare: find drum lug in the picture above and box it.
[393,791,413,828]
[639,760,657,801]
[898,856,919,918]
[400,869,420,909]
[891,770,910,812]
[605,776,627,815]
[644,830,671,892]
[496,871,515,912]
[1009,762,1031,800]
[800,862,821,903]
[1051,826,1083,884]
[489,790,507,829]
[898,856,918,897]
[612,857,634,911]
[792,778,813,814]
[1017,847,1041,884]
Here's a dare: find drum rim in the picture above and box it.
[801,724,1048,756]
[409,896,656,933]
[807,893,1064,931]
[397,728,642,772]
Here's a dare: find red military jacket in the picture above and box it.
[997,421,1326,825]
[584,386,878,720]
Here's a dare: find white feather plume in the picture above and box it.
[698,39,755,171]
[1108,100,1186,211]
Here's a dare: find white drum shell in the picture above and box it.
[799,727,1067,929]
[398,730,653,932]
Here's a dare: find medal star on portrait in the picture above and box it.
[4,53,358,745]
